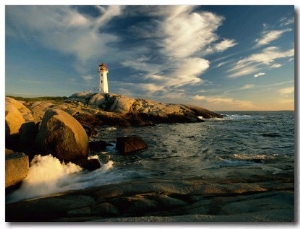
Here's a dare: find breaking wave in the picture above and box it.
[6,154,114,203]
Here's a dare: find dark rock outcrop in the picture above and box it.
[89,140,107,152]
[76,158,101,171]
[17,122,39,158]
[34,108,89,163]
[116,135,148,154]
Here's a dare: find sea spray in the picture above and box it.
[6,155,82,203]
[6,154,114,203]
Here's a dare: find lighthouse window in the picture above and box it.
[101,80,103,83]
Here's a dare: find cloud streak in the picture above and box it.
[227,46,293,78]
[279,86,294,94]
[192,95,254,110]
[254,72,265,78]
[120,6,236,94]
[255,29,292,47]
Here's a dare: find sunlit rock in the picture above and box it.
[5,151,29,188]
[35,108,89,163]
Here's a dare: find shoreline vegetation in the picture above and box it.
[5,92,294,222]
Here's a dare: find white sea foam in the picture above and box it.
[6,154,115,203]
[232,153,278,161]
[218,114,253,120]
[106,126,117,131]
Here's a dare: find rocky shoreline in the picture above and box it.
[5,92,222,193]
[5,93,294,222]
[6,166,294,222]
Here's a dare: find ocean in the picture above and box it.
[6,111,294,204]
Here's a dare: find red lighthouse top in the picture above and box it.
[99,62,108,72]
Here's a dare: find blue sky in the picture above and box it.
[5,5,295,111]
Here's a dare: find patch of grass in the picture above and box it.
[7,96,68,102]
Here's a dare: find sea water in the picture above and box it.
[6,111,294,203]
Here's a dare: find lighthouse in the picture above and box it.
[98,62,109,93]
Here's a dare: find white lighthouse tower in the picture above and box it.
[98,62,109,93]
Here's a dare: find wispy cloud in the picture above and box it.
[255,29,292,47]
[159,7,224,58]
[206,39,237,54]
[216,62,227,68]
[254,72,265,78]
[227,46,293,78]
[82,75,94,81]
[6,5,123,73]
[240,84,254,90]
[270,63,282,68]
[121,6,236,93]
[192,95,254,109]
[6,5,238,96]
[279,16,294,27]
[279,86,294,94]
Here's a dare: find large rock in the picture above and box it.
[27,101,55,122]
[112,95,135,114]
[89,93,105,107]
[5,98,26,137]
[183,104,223,119]
[116,135,148,154]
[34,108,89,163]
[5,97,33,122]
[89,140,107,152]
[83,93,135,114]
[5,151,29,188]
[17,122,39,158]
[5,97,33,150]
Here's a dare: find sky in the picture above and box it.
[5,4,295,111]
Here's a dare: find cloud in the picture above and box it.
[278,98,294,104]
[206,39,237,54]
[192,95,254,109]
[254,72,265,78]
[116,82,165,96]
[158,7,225,58]
[164,58,209,87]
[244,47,293,65]
[255,29,292,47]
[5,6,237,97]
[138,83,165,93]
[82,75,94,81]
[122,57,209,88]
[214,39,237,52]
[279,87,294,94]
[216,62,226,68]
[121,6,235,93]
[227,46,294,78]
[240,84,254,90]
[6,6,123,72]
[279,17,294,27]
[270,63,282,68]
[93,5,123,28]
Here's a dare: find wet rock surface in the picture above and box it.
[116,135,148,154]
[5,167,294,222]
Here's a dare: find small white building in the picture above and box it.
[98,62,109,93]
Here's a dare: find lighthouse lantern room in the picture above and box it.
[98,62,109,93]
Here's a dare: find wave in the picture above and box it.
[6,154,114,203]
[219,114,254,120]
